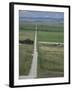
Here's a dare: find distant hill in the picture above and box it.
[19,10,64,24]
[19,17,64,24]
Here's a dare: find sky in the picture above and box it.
[19,10,64,23]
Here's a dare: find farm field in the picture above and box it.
[19,10,64,79]
[37,23,64,43]
[38,31,63,42]
[19,44,33,75]
[20,23,64,42]
[37,43,64,78]
[19,23,64,78]
[37,23,64,78]
[19,25,35,76]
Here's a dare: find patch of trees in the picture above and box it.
[19,39,34,45]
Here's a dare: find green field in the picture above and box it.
[37,23,64,78]
[19,30,35,40]
[37,24,64,32]
[19,44,33,75]
[37,43,64,78]
[19,28,35,75]
[37,23,64,43]
[38,31,63,42]
[19,23,64,78]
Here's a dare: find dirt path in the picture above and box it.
[39,41,64,45]
[19,24,38,79]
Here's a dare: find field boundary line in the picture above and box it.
[39,41,64,45]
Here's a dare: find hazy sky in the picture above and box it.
[19,10,64,19]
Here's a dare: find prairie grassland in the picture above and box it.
[19,44,33,75]
[37,23,64,78]
[19,29,34,76]
[19,30,35,41]
[37,43,64,78]
[19,23,64,78]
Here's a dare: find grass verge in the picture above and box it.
[19,44,33,75]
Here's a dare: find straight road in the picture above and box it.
[19,24,38,79]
